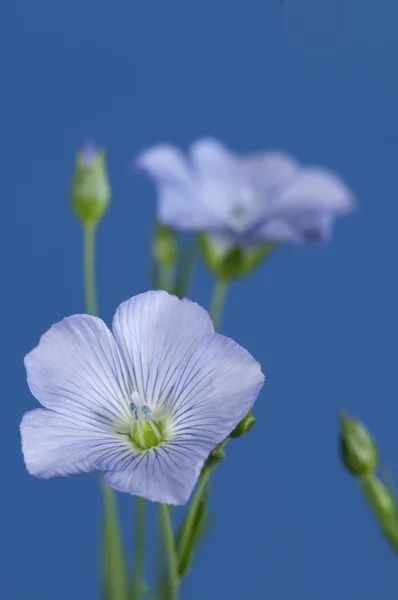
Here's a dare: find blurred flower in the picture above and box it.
[136,138,356,248]
[20,291,264,505]
[70,139,111,225]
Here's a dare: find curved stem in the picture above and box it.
[83,223,98,316]
[131,497,146,600]
[176,467,211,569]
[209,278,228,332]
[159,504,179,600]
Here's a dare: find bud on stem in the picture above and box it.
[339,411,398,555]
[230,410,256,438]
[70,140,111,226]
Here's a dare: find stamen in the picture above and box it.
[142,405,151,422]
[130,402,138,420]
[135,420,147,450]
[128,396,163,449]
[148,421,162,442]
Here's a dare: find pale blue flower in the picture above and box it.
[136,138,356,246]
[20,291,264,505]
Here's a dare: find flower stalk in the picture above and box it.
[339,412,398,555]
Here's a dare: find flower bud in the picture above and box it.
[198,233,277,280]
[70,140,111,225]
[205,442,226,469]
[339,412,378,477]
[152,224,177,268]
[230,410,256,438]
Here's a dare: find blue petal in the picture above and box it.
[135,144,191,185]
[274,167,356,216]
[112,290,214,413]
[20,408,98,478]
[169,333,264,450]
[103,444,203,505]
[136,144,214,230]
[241,151,299,204]
[251,167,355,244]
[24,315,131,432]
[189,138,237,176]
[255,213,333,244]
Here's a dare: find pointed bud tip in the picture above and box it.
[81,139,97,166]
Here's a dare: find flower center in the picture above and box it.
[129,392,163,450]
[229,187,256,231]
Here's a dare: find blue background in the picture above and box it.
[2,0,397,598]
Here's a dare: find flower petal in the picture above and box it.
[25,315,131,430]
[275,167,356,215]
[242,151,299,207]
[136,144,215,230]
[135,144,191,186]
[112,291,214,412]
[190,138,237,177]
[103,443,203,505]
[21,408,99,478]
[169,333,264,450]
[256,213,333,244]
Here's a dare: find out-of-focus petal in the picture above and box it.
[135,144,191,185]
[190,138,237,177]
[275,167,356,216]
[242,151,299,206]
[257,212,334,244]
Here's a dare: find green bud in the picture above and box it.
[230,410,256,438]
[339,412,378,477]
[70,140,111,225]
[198,233,277,280]
[205,442,226,469]
[152,224,177,268]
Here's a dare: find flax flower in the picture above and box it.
[21,291,264,505]
[136,138,355,246]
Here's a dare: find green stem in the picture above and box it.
[209,277,228,331]
[159,504,179,600]
[173,236,196,299]
[83,222,98,316]
[131,497,146,600]
[82,222,128,600]
[101,481,129,600]
[176,467,212,569]
[359,475,398,553]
